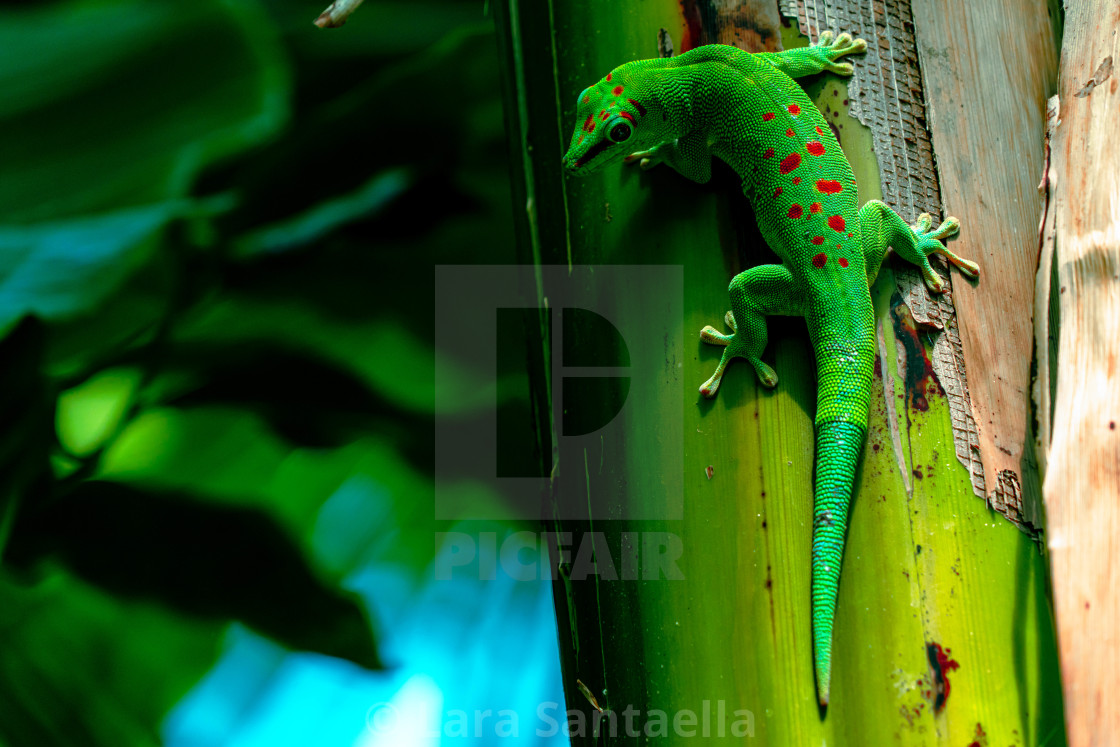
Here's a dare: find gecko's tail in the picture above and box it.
[808,329,875,709]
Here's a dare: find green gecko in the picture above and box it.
[561,32,979,708]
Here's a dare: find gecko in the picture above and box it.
[560,32,979,708]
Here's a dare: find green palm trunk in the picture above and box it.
[495,0,1065,743]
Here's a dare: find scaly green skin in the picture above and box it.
[561,32,980,708]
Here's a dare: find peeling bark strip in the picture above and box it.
[779,0,991,517]
[1044,3,1120,744]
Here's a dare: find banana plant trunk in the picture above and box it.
[494,1,1066,743]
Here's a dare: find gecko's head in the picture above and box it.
[561,69,659,176]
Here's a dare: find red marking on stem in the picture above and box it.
[807,141,826,156]
[627,99,647,117]
[810,202,822,213]
[619,112,636,124]
[612,85,624,96]
[926,642,960,715]
[779,153,802,174]
[763,148,775,159]
[606,72,613,81]
[811,236,824,245]
[774,186,783,197]
[787,204,804,219]
[763,112,776,121]
[786,128,795,137]
[788,104,801,115]
[839,257,849,268]
[816,125,824,135]
[816,179,843,194]
[812,252,827,268]
[828,215,846,232]
[792,177,802,185]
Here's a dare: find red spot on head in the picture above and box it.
[807,141,826,156]
[788,104,801,115]
[606,73,613,81]
[583,94,591,104]
[578,133,585,144]
[774,186,783,197]
[626,99,647,117]
[619,112,636,124]
[811,236,824,245]
[600,110,609,120]
[812,252,827,268]
[612,85,624,96]
[763,148,775,159]
[583,114,594,132]
[828,215,846,232]
[816,179,843,194]
[810,202,822,213]
[792,177,802,185]
[786,128,795,137]
[763,112,775,121]
[779,153,802,174]
[816,125,824,135]
[839,257,849,268]
[787,204,804,219]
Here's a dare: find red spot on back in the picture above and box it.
[829,215,846,232]
[787,204,804,219]
[812,252,827,268]
[839,257,849,268]
[627,99,647,117]
[763,148,775,159]
[816,125,824,135]
[810,202,822,213]
[779,153,802,174]
[612,85,624,96]
[763,112,776,121]
[811,236,824,245]
[786,128,795,137]
[606,73,613,81]
[774,186,783,197]
[788,104,801,115]
[816,179,843,194]
[807,141,826,156]
[792,177,802,185]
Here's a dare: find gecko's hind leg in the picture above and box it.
[700,265,801,397]
[859,200,979,292]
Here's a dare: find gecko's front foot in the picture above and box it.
[623,147,664,171]
[814,30,868,76]
[909,213,979,292]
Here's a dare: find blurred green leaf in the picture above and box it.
[0,318,50,561]
[0,569,221,747]
[233,167,412,257]
[6,481,380,669]
[0,200,201,333]
[0,0,289,224]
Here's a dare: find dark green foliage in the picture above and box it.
[0,0,514,743]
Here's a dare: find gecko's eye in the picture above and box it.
[608,121,632,143]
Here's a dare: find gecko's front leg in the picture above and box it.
[624,130,713,184]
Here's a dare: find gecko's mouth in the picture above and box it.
[573,140,613,169]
